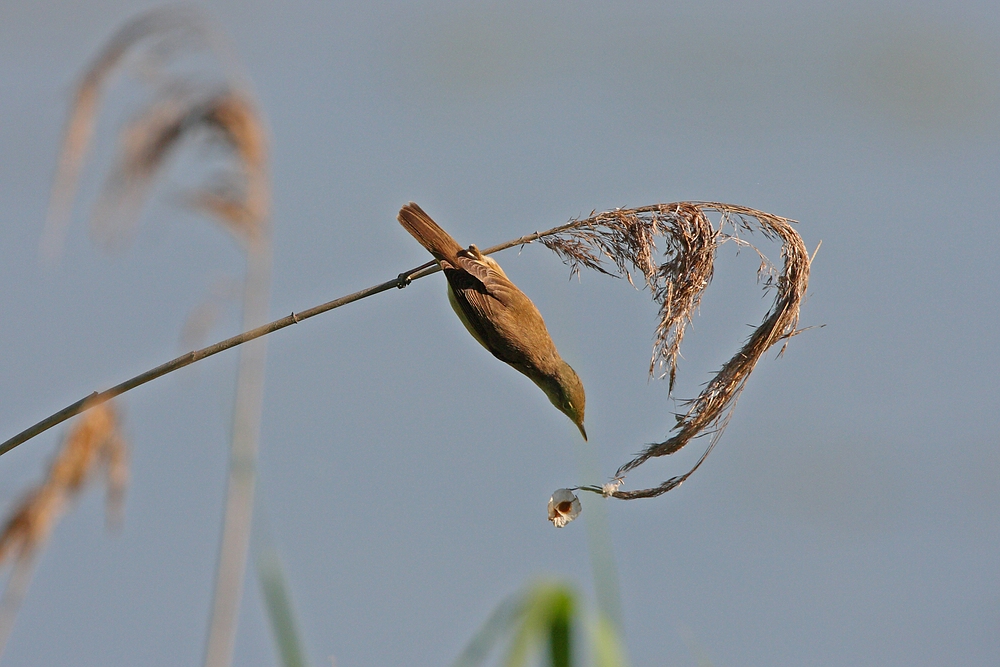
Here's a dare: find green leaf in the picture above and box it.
[504,582,576,667]
[257,550,310,667]
[455,580,632,667]
[588,612,628,667]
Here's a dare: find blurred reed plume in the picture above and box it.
[42,8,273,667]
[43,6,268,256]
[544,203,810,500]
[93,85,270,246]
[0,401,127,655]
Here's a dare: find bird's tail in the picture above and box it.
[397,202,463,264]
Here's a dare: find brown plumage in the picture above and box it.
[398,202,587,439]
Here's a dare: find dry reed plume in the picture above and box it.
[543,203,811,500]
[43,7,267,255]
[0,400,127,564]
[93,85,269,246]
[38,8,272,667]
[0,401,127,654]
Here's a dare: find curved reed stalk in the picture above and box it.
[5,201,809,503]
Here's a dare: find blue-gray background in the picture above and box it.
[1,1,998,665]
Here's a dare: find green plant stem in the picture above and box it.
[0,222,577,458]
[257,550,309,667]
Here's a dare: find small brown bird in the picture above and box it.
[398,202,587,440]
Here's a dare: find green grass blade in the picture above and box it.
[257,551,309,667]
[452,594,525,667]
[545,590,573,667]
[504,582,576,667]
[589,612,628,667]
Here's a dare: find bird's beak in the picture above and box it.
[577,422,588,441]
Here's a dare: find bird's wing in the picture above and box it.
[453,250,493,285]
[453,250,522,307]
[446,248,541,362]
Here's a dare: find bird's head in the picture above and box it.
[540,361,587,440]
